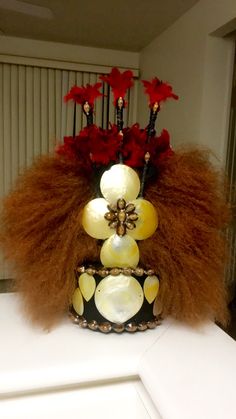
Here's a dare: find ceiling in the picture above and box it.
[0,0,199,52]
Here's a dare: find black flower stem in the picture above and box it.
[119,144,123,163]
[146,104,159,141]
[116,97,124,164]
[139,102,159,198]
[83,101,93,127]
[86,112,93,126]
[139,152,151,197]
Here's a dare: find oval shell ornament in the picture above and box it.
[95,274,144,323]
[100,234,140,268]
[100,164,140,205]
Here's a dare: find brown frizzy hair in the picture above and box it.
[0,155,100,328]
[0,150,230,327]
[141,149,230,326]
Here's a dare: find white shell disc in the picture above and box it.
[79,273,96,302]
[72,288,84,315]
[95,274,144,323]
[128,198,158,240]
[100,164,140,205]
[100,234,140,268]
[143,275,159,304]
[82,198,112,240]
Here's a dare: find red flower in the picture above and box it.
[142,78,178,107]
[56,125,121,168]
[122,124,147,167]
[88,125,121,165]
[100,68,134,106]
[64,83,102,107]
[56,125,173,170]
[149,129,173,165]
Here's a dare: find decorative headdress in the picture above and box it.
[0,68,230,333]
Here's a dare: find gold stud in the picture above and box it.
[135,267,144,277]
[125,322,138,332]
[88,320,98,331]
[110,268,121,276]
[137,322,148,331]
[98,322,112,333]
[123,268,133,276]
[147,320,156,329]
[113,324,125,333]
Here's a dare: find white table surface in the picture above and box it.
[0,293,171,397]
[1,292,236,419]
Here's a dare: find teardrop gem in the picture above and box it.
[79,273,96,302]
[126,221,135,230]
[143,275,159,304]
[104,212,116,221]
[118,210,126,222]
[126,203,135,213]
[127,213,138,221]
[117,224,126,237]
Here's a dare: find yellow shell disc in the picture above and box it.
[72,288,84,315]
[95,274,144,323]
[82,198,113,240]
[143,275,159,304]
[79,273,96,302]
[100,234,140,268]
[128,198,158,240]
[100,164,140,205]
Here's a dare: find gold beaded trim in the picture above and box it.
[76,265,156,277]
[69,310,162,333]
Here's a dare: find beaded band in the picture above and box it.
[69,309,162,333]
[76,265,157,278]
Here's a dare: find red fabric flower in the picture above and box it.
[56,124,173,170]
[122,124,147,167]
[100,68,134,106]
[148,129,173,165]
[142,78,178,107]
[56,125,121,168]
[88,125,121,165]
[64,83,102,107]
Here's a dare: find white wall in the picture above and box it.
[138,0,236,164]
[0,35,139,75]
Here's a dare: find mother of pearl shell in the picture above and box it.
[100,234,140,268]
[95,274,144,323]
[128,198,158,240]
[100,164,140,205]
[143,275,159,304]
[82,198,112,240]
[72,288,84,316]
[79,273,96,302]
